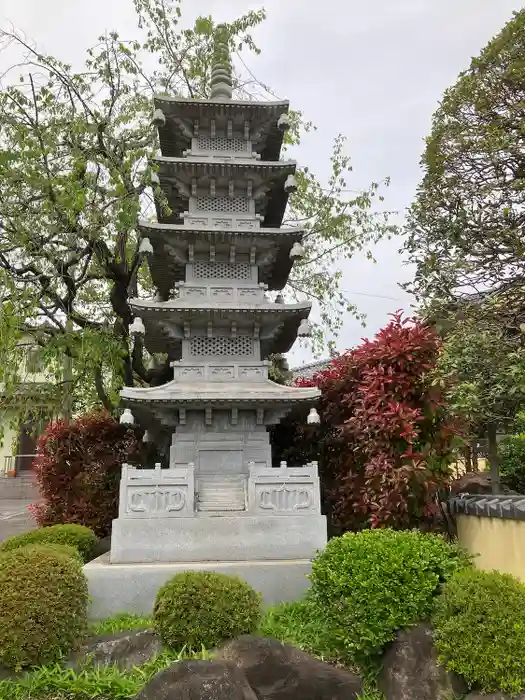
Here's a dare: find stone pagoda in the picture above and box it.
[85,27,327,618]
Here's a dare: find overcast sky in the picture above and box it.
[1,0,523,365]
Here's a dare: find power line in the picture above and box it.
[340,289,408,302]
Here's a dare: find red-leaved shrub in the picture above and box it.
[31,412,140,537]
[272,312,456,532]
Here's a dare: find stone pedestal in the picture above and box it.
[110,514,327,563]
[110,461,326,564]
[85,461,327,618]
[84,555,314,620]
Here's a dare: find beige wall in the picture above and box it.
[457,514,525,583]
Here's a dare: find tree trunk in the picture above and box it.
[487,423,500,494]
[463,443,472,472]
[471,439,479,472]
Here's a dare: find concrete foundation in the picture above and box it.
[84,554,314,620]
[110,514,327,563]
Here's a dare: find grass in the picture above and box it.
[0,607,382,699]
[89,613,153,637]
[258,599,384,693]
[258,598,350,665]
[0,648,211,700]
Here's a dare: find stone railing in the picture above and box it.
[117,460,322,519]
[448,493,525,584]
[247,461,321,515]
[118,463,195,519]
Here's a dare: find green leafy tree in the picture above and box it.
[433,315,525,489]
[404,9,525,328]
[0,0,395,432]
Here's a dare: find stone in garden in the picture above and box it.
[378,623,467,700]
[450,471,494,495]
[133,659,258,700]
[450,471,517,496]
[68,629,164,670]
[218,635,363,700]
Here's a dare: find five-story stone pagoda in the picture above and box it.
[85,27,327,619]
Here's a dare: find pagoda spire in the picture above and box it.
[210,23,233,100]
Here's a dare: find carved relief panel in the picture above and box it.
[247,464,321,516]
[119,464,195,519]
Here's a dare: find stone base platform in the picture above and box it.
[110,515,327,563]
[84,554,314,620]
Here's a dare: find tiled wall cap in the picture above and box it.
[448,494,525,521]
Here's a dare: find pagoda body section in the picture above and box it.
[109,37,326,568]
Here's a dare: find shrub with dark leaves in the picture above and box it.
[31,412,140,537]
[273,312,456,531]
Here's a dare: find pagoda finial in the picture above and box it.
[210,23,233,100]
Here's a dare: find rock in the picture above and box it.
[218,635,363,700]
[133,659,258,700]
[378,624,468,700]
[68,629,164,670]
[450,471,494,495]
[450,471,517,496]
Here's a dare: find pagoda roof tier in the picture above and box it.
[154,95,289,161]
[138,220,304,293]
[121,377,320,408]
[129,298,312,358]
[153,157,295,229]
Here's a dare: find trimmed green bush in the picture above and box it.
[5,543,84,565]
[499,433,525,494]
[153,571,262,650]
[0,524,98,562]
[0,546,88,669]
[433,568,525,694]
[309,529,470,665]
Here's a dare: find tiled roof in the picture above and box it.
[289,359,331,383]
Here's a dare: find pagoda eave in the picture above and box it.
[139,221,303,292]
[154,95,290,112]
[153,156,296,177]
[154,95,289,161]
[155,182,291,230]
[138,220,305,240]
[121,378,320,405]
[129,299,311,315]
[137,312,310,358]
